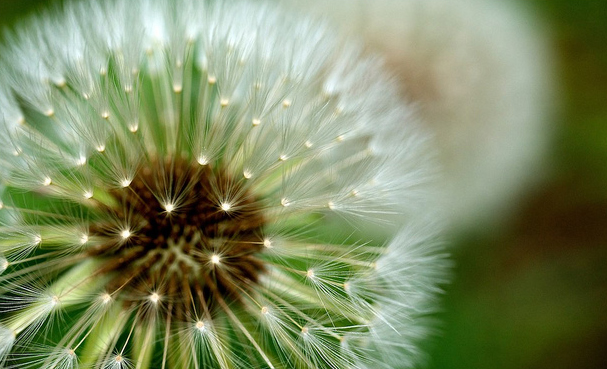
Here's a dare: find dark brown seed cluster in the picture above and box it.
[88,158,266,315]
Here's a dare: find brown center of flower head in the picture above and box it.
[88,158,266,315]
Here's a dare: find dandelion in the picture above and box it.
[0,0,448,368]
[282,0,555,228]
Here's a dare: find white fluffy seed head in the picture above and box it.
[0,0,447,368]
[282,0,554,229]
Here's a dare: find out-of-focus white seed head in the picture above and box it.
[281,0,555,229]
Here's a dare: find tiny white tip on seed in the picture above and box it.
[196,321,205,331]
[304,141,313,148]
[101,293,112,304]
[173,84,182,93]
[80,234,89,244]
[120,178,132,188]
[129,124,139,133]
[220,98,229,107]
[83,191,93,199]
[207,76,216,84]
[17,116,25,125]
[343,282,350,292]
[101,111,110,119]
[33,235,42,245]
[336,135,345,142]
[243,170,252,179]
[261,306,269,315]
[115,355,123,363]
[220,202,231,212]
[120,229,131,240]
[43,177,52,186]
[149,293,160,304]
[282,99,292,108]
[306,269,314,278]
[263,238,272,248]
[0,201,3,209]
[280,198,290,207]
[44,108,54,117]
[124,85,133,93]
[76,155,87,166]
[50,295,60,306]
[252,118,261,126]
[83,92,91,100]
[327,201,335,210]
[350,189,359,197]
[96,144,106,153]
[197,156,209,166]
[100,67,107,76]
[164,203,175,213]
[279,154,288,162]
[301,327,309,334]
[211,254,221,264]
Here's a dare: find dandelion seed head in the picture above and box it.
[0,0,447,367]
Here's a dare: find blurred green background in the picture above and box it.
[0,0,605,368]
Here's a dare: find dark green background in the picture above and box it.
[1,0,605,368]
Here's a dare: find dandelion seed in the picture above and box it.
[149,293,160,304]
[0,0,447,368]
[120,229,131,240]
[163,202,175,213]
[101,293,112,304]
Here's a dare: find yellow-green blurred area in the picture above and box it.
[0,0,605,368]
